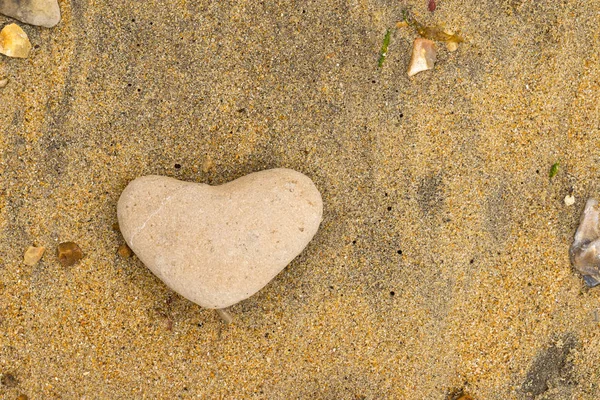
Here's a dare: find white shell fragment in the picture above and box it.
[0,23,31,58]
[564,194,575,206]
[407,38,436,77]
[569,198,600,287]
[0,0,61,28]
[117,168,323,309]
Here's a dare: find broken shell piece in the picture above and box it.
[0,0,61,28]
[0,23,31,58]
[0,77,7,88]
[569,198,600,287]
[23,246,45,266]
[407,38,436,77]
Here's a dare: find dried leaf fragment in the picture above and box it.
[549,161,560,178]
[0,23,31,58]
[402,10,463,47]
[378,29,392,68]
[23,246,45,266]
[57,242,84,267]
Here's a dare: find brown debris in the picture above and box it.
[0,372,18,387]
[201,155,215,173]
[117,243,133,258]
[447,388,474,400]
[23,246,45,266]
[57,242,84,267]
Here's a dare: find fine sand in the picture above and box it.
[1,0,599,398]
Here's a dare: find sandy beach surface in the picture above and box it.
[1,0,599,398]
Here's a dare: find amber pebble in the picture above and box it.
[57,242,84,267]
[17,394,29,400]
[0,23,31,58]
[117,244,133,258]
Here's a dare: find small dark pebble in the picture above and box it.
[57,242,84,267]
[428,0,437,12]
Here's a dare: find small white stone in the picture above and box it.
[564,194,575,206]
[117,168,323,309]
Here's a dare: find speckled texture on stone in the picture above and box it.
[1,0,600,398]
[0,0,60,28]
[117,169,323,309]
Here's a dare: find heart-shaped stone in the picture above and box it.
[117,168,323,309]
